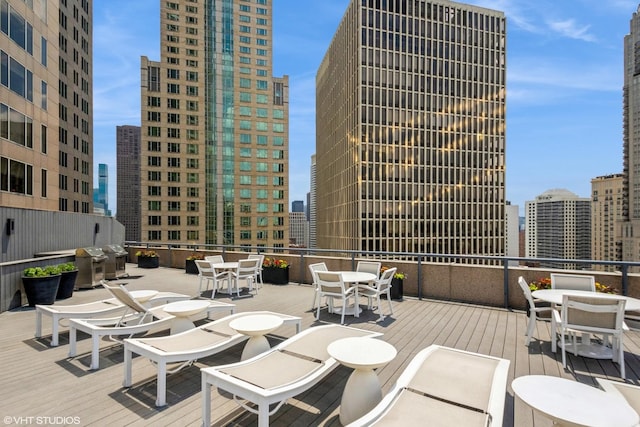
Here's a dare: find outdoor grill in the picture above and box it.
[75,247,107,288]
[102,244,129,280]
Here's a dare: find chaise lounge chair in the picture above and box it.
[201,324,382,427]
[345,345,510,427]
[68,283,235,370]
[35,286,191,346]
[597,378,640,415]
[123,311,302,407]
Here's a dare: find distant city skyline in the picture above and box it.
[93,0,631,215]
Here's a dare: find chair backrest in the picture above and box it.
[247,254,264,266]
[237,258,260,276]
[356,261,381,276]
[195,259,214,276]
[103,282,148,314]
[518,276,536,307]
[551,273,595,292]
[562,294,626,333]
[205,255,224,264]
[309,262,328,285]
[316,271,348,295]
[377,267,396,290]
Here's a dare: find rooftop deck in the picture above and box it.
[3,264,640,426]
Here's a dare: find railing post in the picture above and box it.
[503,258,509,309]
[622,264,629,296]
[417,255,422,300]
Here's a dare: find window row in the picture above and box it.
[148,200,200,211]
[147,215,200,226]
[0,155,32,195]
[148,171,200,183]
[1,1,33,54]
[147,141,199,154]
[238,134,284,146]
[147,157,200,168]
[147,230,199,241]
[1,50,33,101]
[0,103,33,148]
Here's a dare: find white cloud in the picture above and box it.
[547,19,596,42]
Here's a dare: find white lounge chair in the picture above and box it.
[346,345,510,427]
[35,288,190,346]
[201,324,382,427]
[68,297,236,370]
[597,378,640,415]
[124,311,302,407]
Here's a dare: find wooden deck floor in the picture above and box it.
[2,264,640,426]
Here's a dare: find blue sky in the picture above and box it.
[93,0,635,215]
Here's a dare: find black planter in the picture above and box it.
[262,267,289,285]
[185,259,199,274]
[386,278,403,300]
[22,275,61,306]
[138,256,159,269]
[56,270,78,299]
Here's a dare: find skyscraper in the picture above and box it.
[316,0,506,257]
[93,163,109,215]
[1,1,92,213]
[140,0,289,247]
[116,125,141,242]
[592,174,623,272]
[621,6,640,270]
[525,189,591,269]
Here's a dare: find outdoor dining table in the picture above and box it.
[210,262,238,295]
[532,289,640,359]
[333,271,377,318]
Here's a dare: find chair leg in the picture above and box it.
[315,291,322,320]
[386,290,393,316]
[340,296,346,325]
[561,330,567,368]
[525,314,535,346]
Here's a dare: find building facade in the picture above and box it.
[289,211,307,247]
[57,0,93,213]
[525,189,591,269]
[592,174,623,271]
[93,163,109,215]
[315,0,506,258]
[116,125,141,242]
[309,154,317,249]
[621,7,640,269]
[1,1,60,211]
[140,0,289,247]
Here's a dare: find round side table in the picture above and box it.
[327,337,397,425]
[229,314,284,360]
[162,300,210,334]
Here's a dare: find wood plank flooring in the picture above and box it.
[2,264,639,426]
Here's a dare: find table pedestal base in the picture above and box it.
[557,339,613,359]
[170,318,196,335]
[241,335,270,360]
[339,369,382,425]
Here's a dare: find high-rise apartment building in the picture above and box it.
[316,0,506,257]
[57,0,93,213]
[505,203,519,266]
[289,211,307,247]
[116,125,141,242]
[291,200,304,213]
[621,7,640,269]
[525,189,591,269]
[1,1,60,211]
[592,174,623,271]
[140,0,289,247]
[309,154,317,249]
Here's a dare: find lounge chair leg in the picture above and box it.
[202,375,211,427]
[123,344,132,387]
[68,326,77,357]
[156,361,167,407]
[35,309,42,338]
[90,334,101,370]
[258,404,269,427]
[51,315,60,347]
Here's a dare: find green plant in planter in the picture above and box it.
[22,265,62,306]
[23,265,62,277]
[186,253,205,261]
[58,262,77,272]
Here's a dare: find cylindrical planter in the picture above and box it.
[56,270,78,299]
[185,259,199,274]
[22,275,61,306]
[385,278,403,300]
[262,267,289,285]
[138,257,159,269]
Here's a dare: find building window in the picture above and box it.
[0,156,32,195]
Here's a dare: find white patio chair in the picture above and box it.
[201,324,381,427]
[358,267,395,321]
[195,259,228,298]
[356,260,381,277]
[518,276,552,346]
[346,345,510,427]
[597,378,640,416]
[551,273,596,292]
[248,253,265,289]
[204,255,224,264]
[552,294,627,378]
[315,271,356,324]
[308,262,328,310]
[123,310,301,407]
[230,258,261,296]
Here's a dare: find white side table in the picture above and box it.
[512,375,639,427]
[162,300,211,334]
[229,313,284,360]
[327,337,397,425]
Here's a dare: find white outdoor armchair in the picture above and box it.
[315,271,356,324]
[358,267,395,321]
[518,276,552,346]
[550,273,596,292]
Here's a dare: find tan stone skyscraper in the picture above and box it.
[591,174,623,272]
[140,1,289,246]
[316,0,506,257]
